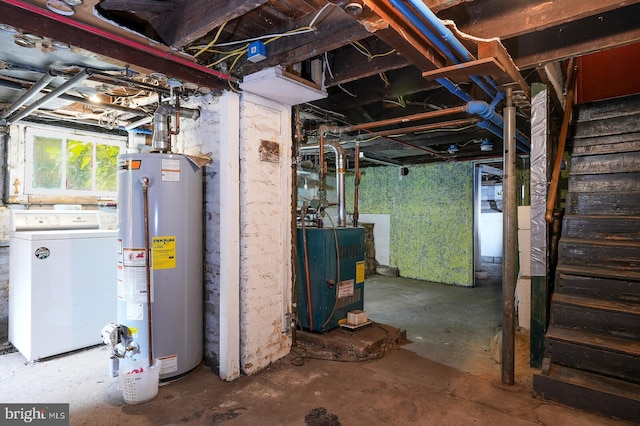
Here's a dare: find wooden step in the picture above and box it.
[562,215,640,241]
[566,192,640,216]
[571,151,640,175]
[573,112,640,139]
[568,172,640,194]
[546,325,640,384]
[556,264,640,282]
[557,271,640,303]
[573,131,640,156]
[575,93,640,122]
[551,293,640,340]
[558,238,640,272]
[533,362,640,422]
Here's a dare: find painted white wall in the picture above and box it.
[358,214,391,266]
[238,93,292,375]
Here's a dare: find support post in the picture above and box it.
[502,87,516,385]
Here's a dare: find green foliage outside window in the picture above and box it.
[31,130,121,194]
[32,136,62,189]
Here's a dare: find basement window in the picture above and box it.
[24,125,125,197]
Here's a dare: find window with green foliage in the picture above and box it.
[26,126,124,196]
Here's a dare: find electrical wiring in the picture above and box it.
[193,21,228,57]
[351,41,396,60]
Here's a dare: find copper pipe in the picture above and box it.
[545,62,578,223]
[362,117,479,138]
[343,106,467,132]
[353,142,361,227]
[141,177,154,367]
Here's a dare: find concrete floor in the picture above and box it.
[0,264,630,425]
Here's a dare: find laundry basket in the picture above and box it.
[119,359,161,404]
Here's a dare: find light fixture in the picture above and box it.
[480,139,494,152]
[344,2,363,15]
[447,144,459,154]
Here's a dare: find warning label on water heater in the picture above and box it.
[161,159,181,181]
[152,236,176,269]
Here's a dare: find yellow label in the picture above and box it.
[127,327,138,338]
[152,236,176,270]
[356,261,365,283]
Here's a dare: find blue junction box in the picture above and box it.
[248,41,267,62]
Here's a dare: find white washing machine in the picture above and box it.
[9,210,117,361]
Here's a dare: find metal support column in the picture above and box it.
[502,88,517,385]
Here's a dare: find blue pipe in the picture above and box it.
[388,0,497,98]
[405,0,500,96]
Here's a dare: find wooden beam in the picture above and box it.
[236,8,371,74]
[152,0,269,47]
[324,39,412,87]
[509,4,640,69]
[477,41,530,99]
[100,0,176,13]
[440,0,640,40]
[0,0,227,89]
[362,0,446,70]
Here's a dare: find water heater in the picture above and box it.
[115,152,202,380]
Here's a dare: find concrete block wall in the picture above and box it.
[238,94,292,374]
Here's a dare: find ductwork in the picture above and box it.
[151,103,200,152]
[324,140,346,227]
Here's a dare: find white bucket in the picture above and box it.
[119,359,161,404]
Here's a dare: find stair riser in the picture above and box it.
[566,193,640,216]
[575,95,640,122]
[573,112,640,139]
[563,217,640,242]
[533,374,640,422]
[571,151,640,175]
[558,241,640,271]
[557,274,640,303]
[547,339,640,384]
[573,132,640,156]
[569,172,640,194]
[551,304,640,340]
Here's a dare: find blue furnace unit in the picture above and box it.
[296,227,365,332]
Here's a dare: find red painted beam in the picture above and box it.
[0,0,229,89]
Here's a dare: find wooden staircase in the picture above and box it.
[532,93,640,423]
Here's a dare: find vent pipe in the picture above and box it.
[151,103,199,152]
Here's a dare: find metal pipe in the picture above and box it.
[151,103,199,152]
[353,142,360,227]
[141,176,154,368]
[362,117,479,138]
[1,70,55,119]
[344,105,467,132]
[387,0,497,97]
[502,87,516,386]
[324,141,346,227]
[5,69,92,124]
[0,128,7,205]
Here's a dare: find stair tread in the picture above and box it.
[556,264,640,281]
[541,363,640,402]
[547,325,640,356]
[552,293,640,315]
[564,214,640,221]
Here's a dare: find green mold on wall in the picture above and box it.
[347,162,474,286]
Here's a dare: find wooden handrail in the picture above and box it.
[545,62,578,223]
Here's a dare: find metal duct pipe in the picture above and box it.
[151,103,200,152]
[1,70,55,120]
[324,140,346,227]
[5,69,92,124]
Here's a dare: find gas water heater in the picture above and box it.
[102,102,203,381]
[110,152,203,380]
